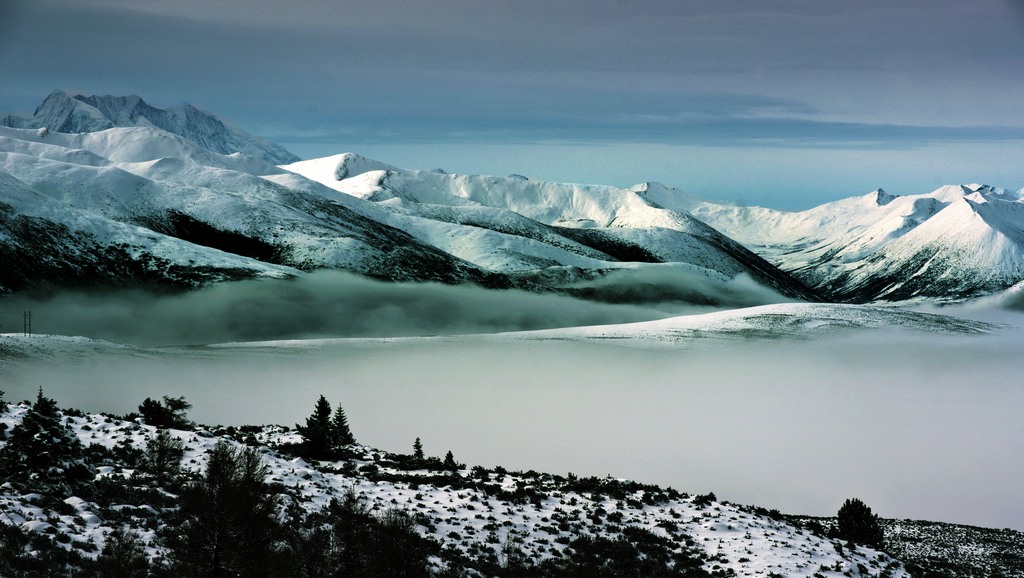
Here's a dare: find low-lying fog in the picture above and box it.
[3,273,1023,532]
[2,269,783,346]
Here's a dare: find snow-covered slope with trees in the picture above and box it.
[0,395,914,577]
[638,182,1024,302]
[0,126,509,293]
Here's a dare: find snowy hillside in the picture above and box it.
[639,182,1024,302]
[0,397,915,577]
[1,90,299,164]
[282,154,816,299]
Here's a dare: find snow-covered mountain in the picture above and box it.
[638,182,1024,302]
[0,125,514,293]
[4,90,1020,304]
[281,153,816,299]
[0,97,815,302]
[1,90,299,164]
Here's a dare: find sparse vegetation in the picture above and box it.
[4,395,1010,578]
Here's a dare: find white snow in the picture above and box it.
[0,402,911,577]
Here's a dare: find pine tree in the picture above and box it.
[443,450,459,471]
[141,429,186,488]
[137,395,193,429]
[413,437,424,461]
[332,403,356,446]
[0,388,93,497]
[297,395,335,460]
[95,527,149,578]
[167,441,285,576]
[836,497,884,549]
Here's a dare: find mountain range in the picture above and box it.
[1,90,298,164]
[1,90,1023,305]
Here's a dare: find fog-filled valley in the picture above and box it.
[4,292,1023,533]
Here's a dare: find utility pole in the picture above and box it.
[23,310,31,337]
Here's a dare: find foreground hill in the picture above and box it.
[638,183,1024,302]
[3,395,1021,577]
[0,398,911,577]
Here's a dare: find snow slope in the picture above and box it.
[0,168,297,292]
[639,182,1024,302]
[192,302,994,353]
[498,302,996,347]
[0,402,912,577]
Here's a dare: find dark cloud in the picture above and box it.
[3,0,1023,206]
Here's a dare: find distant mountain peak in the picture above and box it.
[870,188,895,206]
[3,89,299,164]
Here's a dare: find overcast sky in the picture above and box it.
[2,0,1024,208]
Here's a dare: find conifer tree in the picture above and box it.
[95,527,149,578]
[137,395,193,429]
[0,388,93,496]
[168,441,285,576]
[141,429,186,488]
[332,403,356,446]
[297,395,335,460]
[413,437,425,461]
[836,497,884,549]
[443,450,459,471]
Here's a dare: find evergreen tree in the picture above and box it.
[413,437,425,461]
[297,395,335,460]
[141,429,186,488]
[0,388,93,497]
[332,403,356,446]
[443,450,460,471]
[95,527,149,578]
[166,441,285,577]
[836,497,885,549]
[137,395,193,429]
[286,489,436,578]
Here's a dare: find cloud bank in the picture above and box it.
[6,269,787,346]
